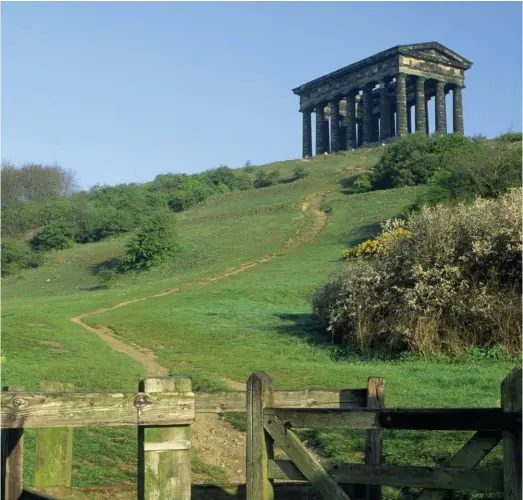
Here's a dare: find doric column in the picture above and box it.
[415,76,427,134]
[379,78,391,139]
[395,73,408,136]
[435,81,447,134]
[324,117,330,153]
[372,114,380,142]
[425,97,430,135]
[390,107,396,137]
[302,109,312,158]
[315,104,325,155]
[330,99,341,153]
[362,84,374,144]
[453,85,464,134]
[357,122,363,147]
[345,92,357,149]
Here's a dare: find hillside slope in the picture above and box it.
[2,147,512,498]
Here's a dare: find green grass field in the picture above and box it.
[2,147,514,499]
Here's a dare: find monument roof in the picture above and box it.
[292,42,473,94]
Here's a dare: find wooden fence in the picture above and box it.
[1,367,521,500]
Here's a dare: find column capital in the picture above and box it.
[378,76,393,86]
[416,75,427,83]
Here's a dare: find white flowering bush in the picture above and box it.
[312,189,522,355]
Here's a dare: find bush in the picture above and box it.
[121,212,181,271]
[232,172,253,191]
[313,189,522,355]
[352,173,372,193]
[413,141,522,208]
[253,169,281,188]
[293,165,309,180]
[498,131,522,143]
[371,133,484,190]
[30,221,75,251]
[243,161,256,174]
[1,238,42,276]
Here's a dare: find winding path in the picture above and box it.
[69,193,327,483]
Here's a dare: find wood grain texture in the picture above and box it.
[1,386,24,500]
[246,371,275,500]
[264,407,509,431]
[501,367,522,500]
[268,459,503,491]
[418,431,502,500]
[35,382,74,488]
[1,391,194,428]
[263,415,350,500]
[138,377,193,500]
[365,377,385,500]
[195,389,367,413]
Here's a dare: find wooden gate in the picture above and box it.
[245,368,522,500]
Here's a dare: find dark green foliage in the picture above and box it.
[242,160,256,174]
[121,212,181,271]
[233,172,253,191]
[498,131,522,143]
[253,169,281,188]
[412,141,522,209]
[371,133,484,190]
[352,173,372,193]
[293,165,309,180]
[1,238,42,276]
[30,221,76,251]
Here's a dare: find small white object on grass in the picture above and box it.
[47,279,50,282]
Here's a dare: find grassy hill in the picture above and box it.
[2,146,513,498]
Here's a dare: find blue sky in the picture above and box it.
[2,2,522,189]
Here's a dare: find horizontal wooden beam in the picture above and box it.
[265,407,513,431]
[1,392,194,429]
[195,389,367,413]
[28,484,358,500]
[268,460,504,492]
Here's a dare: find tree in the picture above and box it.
[121,212,181,271]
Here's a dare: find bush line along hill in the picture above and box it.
[1,162,308,276]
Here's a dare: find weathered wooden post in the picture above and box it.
[501,367,522,500]
[138,377,194,500]
[35,382,74,489]
[246,371,275,500]
[1,386,24,500]
[365,377,385,500]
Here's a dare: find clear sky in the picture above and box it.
[2,1,522,189]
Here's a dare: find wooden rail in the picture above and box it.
[246,367,522,500]
[1,367,521,500]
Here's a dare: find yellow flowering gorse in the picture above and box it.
[342,227,411,259]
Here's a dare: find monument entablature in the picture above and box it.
[292,42,472,157]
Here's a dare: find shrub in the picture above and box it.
[498,131,522,143]
[121,212,181,271]
[243,161,256,174]
[352,173,372,193]
[313,189,522,355]
[1,238,42,276]
[293,165,309,180]
[253,169,280,188]
[412,141,522,208]
[232,172,253,191]
[371,133,484,190]
[30,221,75,251]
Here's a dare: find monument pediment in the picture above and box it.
[399,43,473,70]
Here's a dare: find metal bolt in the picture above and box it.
[134,395,148,408]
